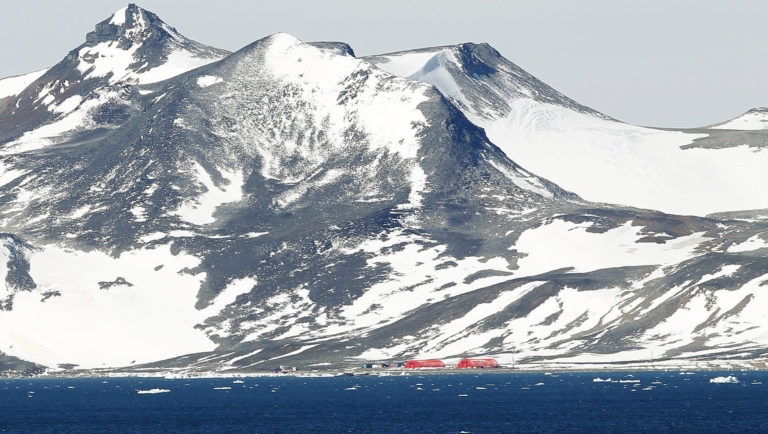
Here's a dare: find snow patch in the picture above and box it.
[487,158,553,198]
[138,50,223,85]
[0,162,27,188]
[514,220,710,276]
[226,348,263,366]
[173,162,244,225]
[130,205,147,222]
[49,95,83,114]
[67,205,91,220]
[140,232,166,243]
[77,41,139,84]
[201,276,257,317]
[0,243,11,301]
[396,163,427,210]
[267,344,318,361]
[695,264,741,286]
[374,50,443,77]
[0,68,48,99]
[727,234,768,253]
[197,75,224,88]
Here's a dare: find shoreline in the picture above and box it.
[5,360,767,380]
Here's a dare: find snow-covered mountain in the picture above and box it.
[0,3,228,155]
[367,45,768,216]
[1,5,767,375]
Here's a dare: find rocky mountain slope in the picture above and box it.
[1,5,766,375]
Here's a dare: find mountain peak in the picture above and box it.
[72,4,228,85]
[366,42,606,121]
[0,4,229,147]
[87,3,174,47]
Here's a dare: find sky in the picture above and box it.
[1,0,766,128]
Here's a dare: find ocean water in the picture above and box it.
[1,371,766,433]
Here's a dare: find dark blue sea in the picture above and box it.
[1,371,766,433]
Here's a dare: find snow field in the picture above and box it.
[0,244,258,369]
[482,100,768,215]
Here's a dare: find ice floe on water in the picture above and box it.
[709,376,739,384]
[136,388,170,394]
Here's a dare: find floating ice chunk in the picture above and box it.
[709,376,739,384]
[136,388,170,394]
